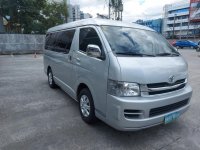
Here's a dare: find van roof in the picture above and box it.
[47,18,155,33]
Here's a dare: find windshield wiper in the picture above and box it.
[156,52,180,57]
[115,52,155,57]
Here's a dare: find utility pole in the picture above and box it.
[108,0,111,19]
[172,14,177,39]
[66,0,70,23]
[187,19,190,40]
[179,22,182,40]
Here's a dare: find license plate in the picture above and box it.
[164,112,180,124]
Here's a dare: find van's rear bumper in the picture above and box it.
[105,85,192,131]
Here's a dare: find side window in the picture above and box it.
[45,29,75,53]
[55,29,75,53]
[66,30,76,50]
[79,27,102,52]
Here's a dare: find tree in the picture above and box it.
[0,0,46,33]
[0,0,68,34]
[40,0,68,34]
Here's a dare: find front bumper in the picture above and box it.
[105,85,192,131]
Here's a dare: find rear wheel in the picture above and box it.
[78,88,97,124]
[48,68,57,88]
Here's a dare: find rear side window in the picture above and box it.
[45,29,75,54]
[79,27,102,52]
[55,30,75,53]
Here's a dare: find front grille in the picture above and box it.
[149,99,189,117]
[147,79,186,95]
[148,84,186,95]
[147,79,185,88]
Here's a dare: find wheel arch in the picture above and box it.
[75,78,97,110]
[77,83,90,100]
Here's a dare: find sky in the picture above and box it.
[68,0,189,22]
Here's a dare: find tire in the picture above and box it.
[176,46,180,49]
[78,88,97,124]
[48,68,57,88]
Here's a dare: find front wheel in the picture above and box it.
[78,88,97,124]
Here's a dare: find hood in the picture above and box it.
[116,56,188,84]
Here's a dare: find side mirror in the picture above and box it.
[86,44,102,58]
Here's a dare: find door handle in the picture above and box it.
[76,58,80,62]
[68,55,72,61]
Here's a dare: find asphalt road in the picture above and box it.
[0,50,200,150]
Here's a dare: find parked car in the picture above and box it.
[174,40,199,49]
[197,40,200,46]
[43,19,192,131]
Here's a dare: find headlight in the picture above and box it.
[107,79,140,97]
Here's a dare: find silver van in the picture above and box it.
[43,19,192,131]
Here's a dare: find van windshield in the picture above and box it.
[101,26,179,57]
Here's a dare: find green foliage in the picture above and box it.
[41,0,68,34]
[0,0,68,34]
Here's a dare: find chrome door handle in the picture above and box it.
[76,58,80,62]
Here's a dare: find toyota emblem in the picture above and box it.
[169,75,175,83]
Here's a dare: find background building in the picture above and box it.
[162,0,200,39]
[67,4,80,22]
[80,12,92,20]
[67,4,92,23]
[136,19,163,33]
